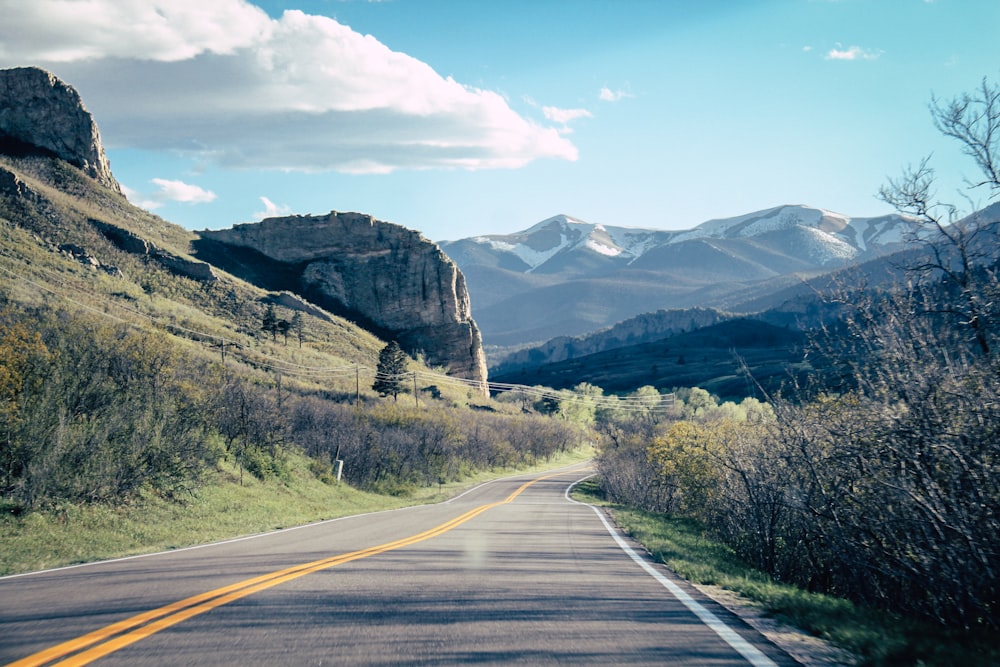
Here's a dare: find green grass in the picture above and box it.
[571,479,1000,667]
[0,447,592,577]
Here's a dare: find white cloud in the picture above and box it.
[150,178,217,204]
[120,183,163,210]
[0,1,578,172]
[254,196,292,219]
[0,0,271,63]
[598,86,632,102]
[543,106,593,125]
[825,44,882,61]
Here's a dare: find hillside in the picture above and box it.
[492,318,811,401]
[0,153,394,396]
[0,66,487,389]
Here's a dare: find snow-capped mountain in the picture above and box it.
[442,205,915,277]
[457,215,673,273]
[438,205,918,350]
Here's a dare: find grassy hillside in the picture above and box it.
[0,154,386,372]
[0,153,591,529]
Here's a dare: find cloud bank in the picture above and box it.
[0,0,578,173]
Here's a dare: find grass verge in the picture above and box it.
[1,447,592,577]
[571,478,999,667]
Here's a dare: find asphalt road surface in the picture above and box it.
[1,464,800,666]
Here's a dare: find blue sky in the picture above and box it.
[1,0,998,241]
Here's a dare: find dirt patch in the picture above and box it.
[693,583,858,666]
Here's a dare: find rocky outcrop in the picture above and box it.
[202,212,488,390]
[58,243,123,278]
[263,292,335,323]
[0,165,46,207]
[94,220,217,283]
[0,67,120,193]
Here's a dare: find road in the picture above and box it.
[1,464,798,666]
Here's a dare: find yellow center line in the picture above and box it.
[10,471,565,667]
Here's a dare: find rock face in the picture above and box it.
[202,212,489,389]
[0,67,120,193]
[94,220,217,282]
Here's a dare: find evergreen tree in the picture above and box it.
[373,340,408,401]
[262,304,278,341]
[276,318,291,345]
[290,312,304,348]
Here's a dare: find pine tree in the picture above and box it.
[262,304,278,341]
[290,312,304,348]
[373,341,408,401]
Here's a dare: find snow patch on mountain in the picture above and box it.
[455,205,916,272]
[473,235,565,269]
[605,228,671,261]
[585,238,623,257]
[848,215,910,251]
[799,226,858,264]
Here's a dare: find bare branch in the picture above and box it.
[930,76,1000,195]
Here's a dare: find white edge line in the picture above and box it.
[565,475,779,667]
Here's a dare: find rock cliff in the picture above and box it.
[201,212,489,390]
[0,67,120,193]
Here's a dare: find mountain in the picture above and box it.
[493,201,1000,397]
[440,207,917,355]
[0,66,487,389]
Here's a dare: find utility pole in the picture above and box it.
[276,371,282,411]
[212,337,228,363]
[413,372,419,408]
[355,365,360,408]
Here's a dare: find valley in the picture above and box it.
[2,62,999,667]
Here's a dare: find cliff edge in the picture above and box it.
[201,212,489,390]
[0,66,120,193]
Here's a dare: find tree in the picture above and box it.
[557,382,602,425]
[276,318,291,346]
[776,74,1000,628]
[878,74,1000,359]
[290,312,304,348]
[373,341,408,401]
[262,304,278,341]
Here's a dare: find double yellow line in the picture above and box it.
[11,474,559,667]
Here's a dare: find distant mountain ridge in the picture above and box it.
[444,205,913,274]
[493,307,730,373]
[440,205,918,354]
